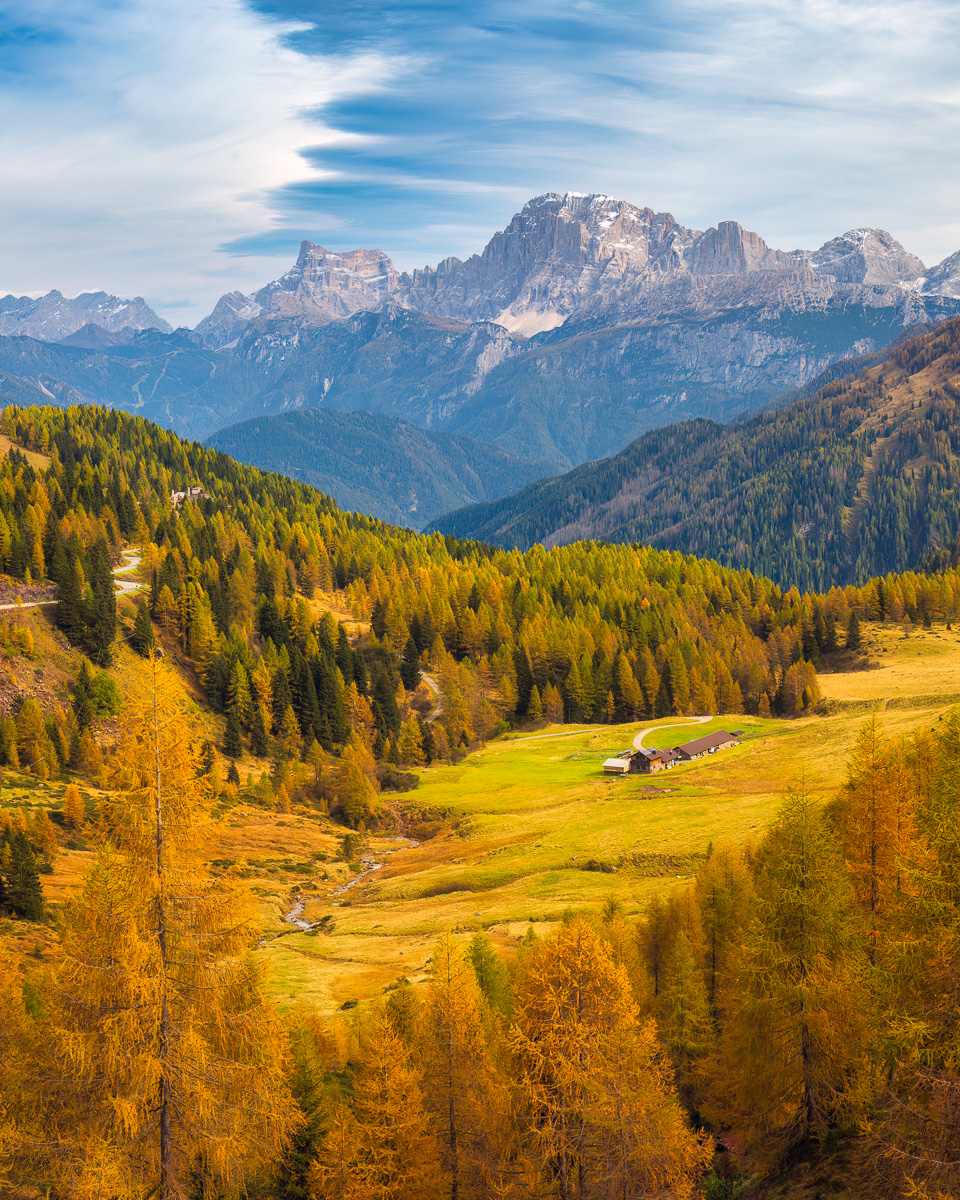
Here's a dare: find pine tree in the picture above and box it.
[87,535,117,666]
[659,932,714,1102]
[421,934,508,1199]
[279,704,303,760]
[467,933,511,1014]
[62,782,86,830]
[273,1017,328,1200]
[131,599,156,657]
[512,917,706,1200]
[721,789,872,1147]
[2,830,43,920]
[385,976,421,1045]
[54,549,85,646]
[399,635,421,690]
[837,716,905,965]
[395,715,425,767]
[251,703,269,757]
[338,1010,440,1199]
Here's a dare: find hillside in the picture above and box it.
[204,407,553,528]
[434,317,960,592]
[4,407,960,1196]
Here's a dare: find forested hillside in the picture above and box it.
[4,404,960,1195]
[204,407,553,528]
[435,317,960,593]
[3,399,960,782]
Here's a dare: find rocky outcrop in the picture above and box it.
[0,290,171,341]
[196,242,398,347]
[807,228,927,287]
[923,250,960,299]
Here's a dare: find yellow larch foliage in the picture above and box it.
[21,662,299,1199]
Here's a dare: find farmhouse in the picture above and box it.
[636,747,680,773]
[170,484,212,506]
[674,730,739,761]
[603,730,741,776]
[602,747,680,775]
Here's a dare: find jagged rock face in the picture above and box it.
[923,250,960,299]
[196,193,945,340]
[195,242,399,347]
[0,290,171,341]
[807,228,926,286]
[194,291,263,348]
[257,242,398,320]
[396,195,929,331]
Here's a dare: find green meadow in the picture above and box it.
[258,614,960,1016]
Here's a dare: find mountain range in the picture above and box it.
[2,192,960,521]
[0,290,170,340]
[432,318,960,592]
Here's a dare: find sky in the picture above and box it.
[1,0,959,327]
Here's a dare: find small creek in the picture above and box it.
[281,837,420,929]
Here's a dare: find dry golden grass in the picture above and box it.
[0,433,51,471]
[255,620,960,1014]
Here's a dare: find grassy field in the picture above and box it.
[11,615,959,1016]
[254,622,960,1013]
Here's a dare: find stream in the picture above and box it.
[281,837,420,928]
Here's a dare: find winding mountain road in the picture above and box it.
[632,714,711,751]
[0,550,143,612]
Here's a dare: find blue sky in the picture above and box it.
[1,0,959,326]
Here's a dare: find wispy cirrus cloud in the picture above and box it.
[253,0,960,269]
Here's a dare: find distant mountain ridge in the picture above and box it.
[0,192,959,479]
[0,290,171,340]
[432,318,960,593]
[194,192,955,347]
[204,408,553,528]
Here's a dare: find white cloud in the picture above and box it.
[0,0,401,325]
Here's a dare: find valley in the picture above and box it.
[20,608,950,1023]
[0,402,959,1197]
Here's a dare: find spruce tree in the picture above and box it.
[250,704,269,757]
[131,600,156,657]
[399,635,421,690]
[54,550,84,646]
[4,830,43,920]
[87,536,117,666]
[223,706,243,759]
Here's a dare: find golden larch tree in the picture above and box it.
[22,656,298,1199]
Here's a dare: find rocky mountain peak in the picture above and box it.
[810,228,925,286]
[921,249,960,299]
[194,194,958,343]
